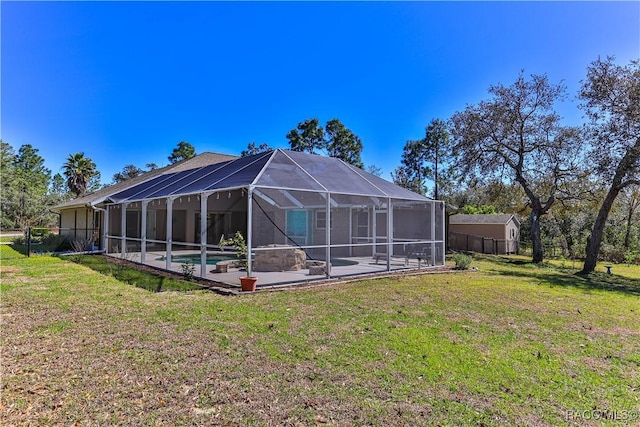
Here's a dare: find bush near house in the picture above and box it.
[453,253,473,270]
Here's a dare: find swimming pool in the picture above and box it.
[157,254,238,265]
[157,254,358,267]
[326,258,359,267]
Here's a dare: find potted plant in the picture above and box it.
[239,275,258,292]
[220,231,257,291]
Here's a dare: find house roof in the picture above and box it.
[54,152,238,210]
[449,214,520,226]
[99,149,431,204]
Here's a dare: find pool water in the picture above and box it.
[157,254,238,265]
[158,254,358,267]
[326,258,359,267]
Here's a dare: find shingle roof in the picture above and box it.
[53,152,237,210]
[105,149,432,204]
[449,214,519,226]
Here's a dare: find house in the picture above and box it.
[55,150,446,287]
[448,214,520,254]
[54,153,238,247]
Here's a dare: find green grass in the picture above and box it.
[2,245,639,426]
[0,244,25,259]
[63,253,204,292]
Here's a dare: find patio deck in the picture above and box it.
[110,250,440,290]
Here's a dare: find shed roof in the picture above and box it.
[103,149,431,204]
[449,214,520,226]
[54,152,237,210]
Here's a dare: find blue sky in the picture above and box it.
[2,1,639,184]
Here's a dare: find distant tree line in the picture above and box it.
[3,57,637,272]
[391,57,639,271]
[0,140,196,230]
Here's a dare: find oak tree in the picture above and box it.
[580,57,640,273]
[449,72,582,263]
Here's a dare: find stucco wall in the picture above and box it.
[59,208,93,240]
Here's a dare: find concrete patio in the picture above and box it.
[111,250,440,290]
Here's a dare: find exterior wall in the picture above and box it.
[107,193,250,245]
[59,208,94,241]
[326,207,350,257]
[505,220,520,241]
[448,219,520,255]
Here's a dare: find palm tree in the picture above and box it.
[63,152,97,197]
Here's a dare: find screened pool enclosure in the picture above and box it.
[102,150,445,287]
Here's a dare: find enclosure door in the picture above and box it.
[93,211,102,249]
[351,209,371,256]
[286,210,310,246]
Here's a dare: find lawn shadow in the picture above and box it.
[478,255,640,296]
[59,253,204,293]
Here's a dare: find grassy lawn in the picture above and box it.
[64,253,205,292]
[0,235,18,243]
[1,245,639,425]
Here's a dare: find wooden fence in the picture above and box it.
[449,232,519,254]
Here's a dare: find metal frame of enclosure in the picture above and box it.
[102,150,445,287]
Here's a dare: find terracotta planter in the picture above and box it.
[240,276,258,292]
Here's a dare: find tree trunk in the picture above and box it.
[530,209,544,264]
[624,205,633,249]
[582,187,621,273]
[623,192,638,249]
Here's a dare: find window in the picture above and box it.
[315,210,333,229]
[195,212,232,244]
[126,210,140,238]
[286,210,310,245]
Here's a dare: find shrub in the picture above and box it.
[31,228,51,238]
[599,244,626,264]
[219,231,247,265]
[624,250,640,266]
[70,238,94,252]
[41,234,72,252]
[12,235,26,245]
[11,233,71,253]
[453,253,473,270]
[181,261,195,281]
